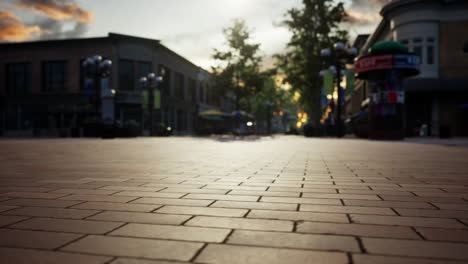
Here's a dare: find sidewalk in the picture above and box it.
[405,137,468,147]
[0,137,467,263]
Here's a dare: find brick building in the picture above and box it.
[0,33,221,136]
[347,0,468,137]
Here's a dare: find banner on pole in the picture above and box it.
[345,70,355,95]
[154,90,161,109]
[142,91,149,109]
[323,70,334,95]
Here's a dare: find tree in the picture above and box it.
[211,19,263,111]
[276,0,348,126]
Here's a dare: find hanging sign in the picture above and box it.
[355,54,393,73]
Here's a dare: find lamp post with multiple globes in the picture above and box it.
[320,43,357,137]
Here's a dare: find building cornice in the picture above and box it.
[381,0,467,17]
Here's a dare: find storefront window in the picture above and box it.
[119,60,134,91]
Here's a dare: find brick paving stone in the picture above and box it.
[228,190,300,197]
[113,191,185,198]
[11,217,124,234]
[362,237,468,260]
[183,193,259,202]
[60,194,137,203]
[156,205,247,217]
[0,186,55,193]
[87,211,190,225]
[0,215,29,227]
[144,183,205,189]
[210,200,297,211]
[433,203,468,211]
[413,192,468,198]
[203,185,268,191]
[50,188,119,195]
[300,204,396,215]
[40,183,108,190]
[110,223,230,242]
[131,197,213,206]
[4,206,100,219]
[338,189,415,196]
[416,227,468,242]
[344,199,436,209]
[395,208,468,218]
[186,216,293,231]
[71,201,161,212]
[268,187,338,193]
[247,209,348,223]
[100,186,165,192]
[40,180,92,184]
[350,214,466,228]
[0,205,19,212]
[301,193,381,200]
[195,244,348,264]
[0,228,82,249]
[159,188,228,194]
[0,247,112,264]
[1,198,83,208]
[352,254,466,264]
[380,195,465,203]
[110,258,189,264]
[228,230,360,252]
[0,192,69,199]
[297,221,420,239]
[79,177,131,182]
[62,235,203,261]
[261,196,342,205]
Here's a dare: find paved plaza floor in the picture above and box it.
[0,136,467,264]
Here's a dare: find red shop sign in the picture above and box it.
[355,55,393,73]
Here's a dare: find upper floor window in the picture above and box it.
[175,72,185,99]
[188,78,197,103]
[119,59,134,91]
[158,65,171,95]
[42,61,67,92]
[199,84,205,103]
[6,63,31,95]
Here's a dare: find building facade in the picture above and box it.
[347,0,468,137]
[0,33,219,136]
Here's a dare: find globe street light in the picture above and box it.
[140,72,163,136]
[320,43,357,138]
[82,55,112,128]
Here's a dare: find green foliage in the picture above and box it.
[211,19,263,110]
[276,0,348,125]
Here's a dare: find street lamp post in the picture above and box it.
[320,43,357,138]
[140,73,163,136]
[82,55,112,136]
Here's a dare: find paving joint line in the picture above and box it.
[53,234,88,251]
[1,216,33,228]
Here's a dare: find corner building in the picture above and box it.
[0,33,217,136]
[348,0,468,137]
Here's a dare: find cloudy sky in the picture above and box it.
[0,0,389,69]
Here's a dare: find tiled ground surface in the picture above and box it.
[0,136,467,264]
